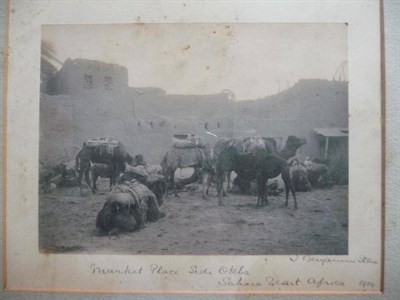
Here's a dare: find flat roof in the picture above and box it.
[313,127,348,137]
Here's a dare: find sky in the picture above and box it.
[42,23,347,100]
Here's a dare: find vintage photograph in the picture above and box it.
[39,23,349,255]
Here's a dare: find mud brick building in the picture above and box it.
[41,58,348,165]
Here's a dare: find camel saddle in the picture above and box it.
[86,137,119,156]
[172,134,205,149]
[108,180,153,211]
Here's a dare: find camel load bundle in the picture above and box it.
[120,165,166,206]
[172,134,206,149]
[242,136,266,153]
[289,159,312,192]
[165,147,205,169]
[85,137,119,157]
[107,180,155,208]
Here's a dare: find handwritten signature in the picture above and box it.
[289,255,378,266]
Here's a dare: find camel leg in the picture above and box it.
[256,175,261,206]
[227,171,232,189]
[84,168,95,194]
[165,169,177,197]
[281,172,290,207]
[92,174,98,192]
[256,175,266,207]
[217,181,224,206]
[291,186,297,209]
[110,162,116,190]
[171,171,179,197]
[282,170,297,209]
[289,178,297,209]
[206,176,210,195]
[222,182,227,197]
[284,183,290,207]
[263,178,269,206]
[77,170,84,196]
[216,172,225,206]
[202,173,209,200]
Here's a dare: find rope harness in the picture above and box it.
[109,180,146,225]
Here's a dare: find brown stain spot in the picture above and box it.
[136,16,145,25]
[31,9,44,17]
[206,66,210,70]
[227,31,234,38]
[213,31,217,34]
[181,44,191,53]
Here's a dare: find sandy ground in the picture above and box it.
[39,174,348,256]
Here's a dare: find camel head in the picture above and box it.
[286,136,307,150]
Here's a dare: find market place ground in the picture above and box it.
[39,176,348,255]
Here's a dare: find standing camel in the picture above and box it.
[214,136,305,208]
[75,139,134,195]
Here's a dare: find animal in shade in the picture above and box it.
[214,135,306,208]
[160,145,213,197]
[75,139,134,195]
